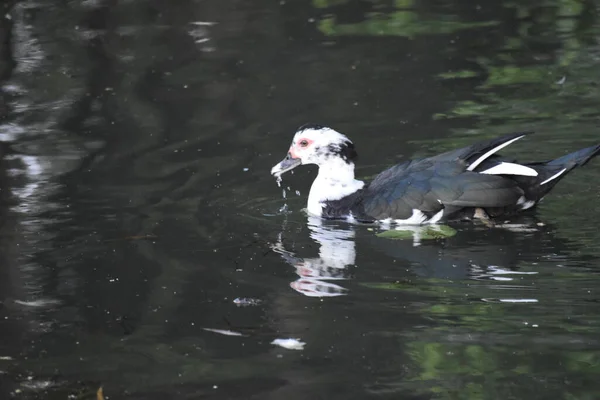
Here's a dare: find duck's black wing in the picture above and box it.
[361,133,534,221]
[362,159,524,221]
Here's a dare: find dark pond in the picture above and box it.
[1,0,600,399]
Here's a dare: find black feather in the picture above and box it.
[327,140,358,163]
[321,190,375,222]
[297,123,326,132]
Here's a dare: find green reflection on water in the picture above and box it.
[377,225,457,240]
[315,0,499,38]
[321,1,600,398]
[432,1,600,256]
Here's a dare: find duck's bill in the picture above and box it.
[271,153,302,176]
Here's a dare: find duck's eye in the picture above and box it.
[299,140,309,147]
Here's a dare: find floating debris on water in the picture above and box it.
[203,328,245,337]
[271,338,305,350]
[496,224,539,233]
[20,380,54,390]
[13,299,61,307]
[233,297,263,307]
[189,21,217,26]
[481,298,539,303]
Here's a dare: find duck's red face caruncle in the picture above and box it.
[270,136,315,176]
[270,124,356,177]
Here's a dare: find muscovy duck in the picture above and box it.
[270,124,600,225]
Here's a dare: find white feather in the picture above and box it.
[517,196,536,210]
[378,208,445,226]
[479,162,538,176]
[467,135,526,171]
[380,218,392,228]
[540,168,567,185]
[306,158,364,217]
[428,208,445,224]
[395,209,428,225]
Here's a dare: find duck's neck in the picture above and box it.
[307,159,364,217]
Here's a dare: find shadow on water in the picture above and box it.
[0,0,600,398]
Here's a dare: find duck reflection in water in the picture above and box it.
[270,216,355,297]
[269,216,570,298]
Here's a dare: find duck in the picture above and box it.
[270,124,600,225]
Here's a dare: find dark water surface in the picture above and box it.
[1,0,600,399]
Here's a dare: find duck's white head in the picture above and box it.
[271,124,364,217]
[270,124,358,176]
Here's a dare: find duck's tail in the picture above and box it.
[517,143,600,205]
[546,144,600,168]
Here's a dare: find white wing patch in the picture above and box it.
[479,162,538,176]
[467,135,526,171]
[540,168,567,185]
[379,208,444,226]
[393,209,428,225]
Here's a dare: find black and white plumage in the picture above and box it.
[270,125,600,225]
